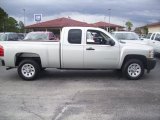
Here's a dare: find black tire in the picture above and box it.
[18,59,40,80]
[122,59,144,80]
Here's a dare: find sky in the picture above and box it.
[0,0,160,28]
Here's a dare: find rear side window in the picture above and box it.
[68,29,82,44]
[151,33,155,40]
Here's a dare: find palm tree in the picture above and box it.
[125,21,133,31]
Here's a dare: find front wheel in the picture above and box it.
[18,59,40,80]
[122,59,144,80]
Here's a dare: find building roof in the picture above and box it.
[26,17,94,28]
[93,21,123,28]
[146,22,160,27]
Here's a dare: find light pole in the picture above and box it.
[23,9,26,33]
[108,9,111,32]
[104,16,106,30]
[23,9,25,26]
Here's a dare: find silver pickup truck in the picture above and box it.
[0,27,156,80]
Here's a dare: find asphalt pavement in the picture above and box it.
[0,58,160,120]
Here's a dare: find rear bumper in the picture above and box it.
[147,58,156,71]
[0,59,5,67]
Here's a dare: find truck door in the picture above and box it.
[61,29,84,68]
[84,29,120,69]
[149,33,156,47]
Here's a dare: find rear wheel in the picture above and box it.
[18,59,40,80]
[122,59,144,80]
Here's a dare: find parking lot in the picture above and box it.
[0,58,160,120]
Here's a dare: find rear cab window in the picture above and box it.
[68,29,82,44]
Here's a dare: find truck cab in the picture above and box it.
[61,27,119,69]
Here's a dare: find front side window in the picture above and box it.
[86,30,111,45]
[68,29,82,44]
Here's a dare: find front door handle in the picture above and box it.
[86,47,95,50]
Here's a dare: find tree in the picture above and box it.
[0,7,8,32]
[143,26,148,35]
[6,17,19,32]
[0,7,22,32]
[18,21,25,32]
[125,21,133,31]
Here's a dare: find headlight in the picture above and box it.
[148,50,154,58]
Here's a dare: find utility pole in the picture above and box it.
[23,9,25,26]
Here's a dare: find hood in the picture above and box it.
[120,40,147,45]
[119,40,153,51]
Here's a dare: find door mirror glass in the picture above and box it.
[108,38,115,46]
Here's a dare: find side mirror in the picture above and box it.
[108,39,115,46]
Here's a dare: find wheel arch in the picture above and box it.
[15,52,42,67]
[121,54,147,69]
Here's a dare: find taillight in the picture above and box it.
[0,45,4,56]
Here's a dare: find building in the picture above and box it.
[135,22,160,35]
[134,26,148,35]
[25,17,123,35]
[147,22,160,33]
[26,17,93,35]
[93,21,124,31]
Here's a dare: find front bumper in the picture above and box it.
[147,58,156,72]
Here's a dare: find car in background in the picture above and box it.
[112,31,145,44]
[139,34,147,40]
[143,32,160,54]
[23,31,56,41]
[17,33,26,40]
[0,32,19,41]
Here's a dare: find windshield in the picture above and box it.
[0,33,7,41]
[113,32,139,40]
[146,33,152,39]
[24,32,48,40]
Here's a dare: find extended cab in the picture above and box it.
[0,27,156,80]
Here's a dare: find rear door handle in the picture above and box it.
[86,47,95,50]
